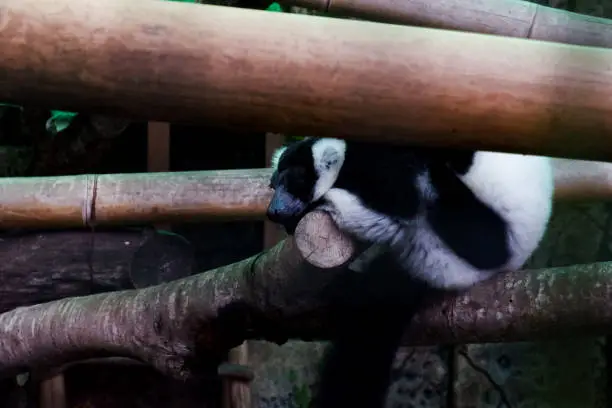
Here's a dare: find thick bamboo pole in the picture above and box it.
[0,169,272,229]
[283,0,612,49]
[3,0,612,160]
[0,160,609,229]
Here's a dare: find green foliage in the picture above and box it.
[0,147,33,177]
[0,103,78,136]
[156,229,193,245]
[46,110,78,135]
[266,2,284,11]
[286,368,312,408]
[0,0,203,139]
[293,383,311,408]
[287,135,306,142]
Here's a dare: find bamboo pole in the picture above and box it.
[282,0,612,49]
[0,160,608,229]
[551,158,612,201]
[0,169,272,229]
[3,0,612,161]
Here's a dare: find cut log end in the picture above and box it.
[294,210,356,269]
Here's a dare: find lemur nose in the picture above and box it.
[266,207,285,223]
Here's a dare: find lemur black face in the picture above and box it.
[267,138,319,234]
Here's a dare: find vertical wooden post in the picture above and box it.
[147,121,171,173]
[147,121,172,231]
[224,133,286,408]
[225,346,252,408]
[263,133,287,248]
[39,374,66,408]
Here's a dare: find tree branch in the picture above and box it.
[1,211,612,381]
[0,211,354,379]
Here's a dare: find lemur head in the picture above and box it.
[267,137,346,234]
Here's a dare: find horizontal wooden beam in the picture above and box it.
[282,0,612,49]
[0,159,609,229]
[0,169,273,228]
[0,229,183,313]
[2,0,612,160]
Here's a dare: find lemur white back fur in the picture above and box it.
[320,151,553,289]
[458,151,553,272]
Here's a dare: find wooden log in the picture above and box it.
[552,158,612,201]
[283,0,612,49]
[0,229,195,313]
[2,1,612,161]
[2,210,612,380]
[0,211,356,378]
[0,169,272,228]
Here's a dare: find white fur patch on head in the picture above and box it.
[270,146,287,170]
[311,138,346,201]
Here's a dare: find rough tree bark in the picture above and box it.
[1,211,612,382]
[0,228,195,312]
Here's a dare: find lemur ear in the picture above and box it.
[270,146,287,169]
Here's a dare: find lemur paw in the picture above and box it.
[317,188,354,224]
[324,188,357,209]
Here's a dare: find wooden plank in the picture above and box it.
[224,133,287,408]
[147,121,172,231]
[264,133,287,248]
[39,374,66,408]
[147,122,171,173]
